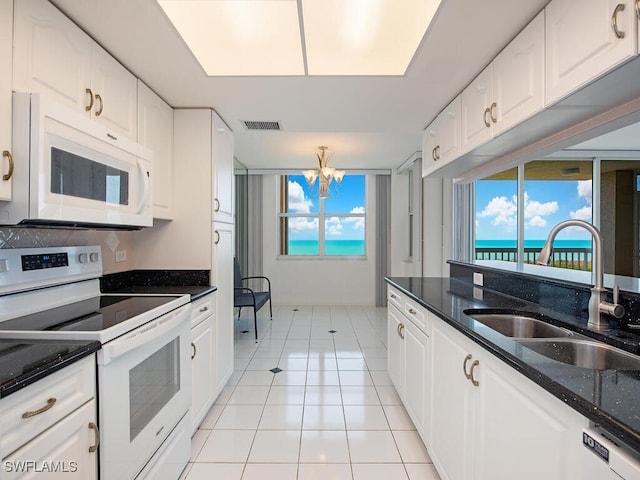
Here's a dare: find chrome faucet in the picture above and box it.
[536,219,624,332]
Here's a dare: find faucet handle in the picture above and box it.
[613,284,620,304]
[610,285,625,319]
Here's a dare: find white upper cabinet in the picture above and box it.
[422,96,461,177]
[13,0,137,139]
[138,81,174,219]
[0,0,13,201]
[545,0,637,106]
[461,12,544,154]
[211,112,234,224]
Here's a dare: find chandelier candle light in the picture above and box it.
[303,146,345,199]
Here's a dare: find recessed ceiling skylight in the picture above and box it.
[158,0,441,76]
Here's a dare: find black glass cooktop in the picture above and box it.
[0,295,181,332]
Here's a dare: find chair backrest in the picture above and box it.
[233,257,242,289]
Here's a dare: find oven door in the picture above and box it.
[97,304,190,480]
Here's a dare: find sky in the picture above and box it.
[286,174,365,241]
[475,179,593,241]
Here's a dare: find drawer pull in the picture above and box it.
[88,422,100,453]
[199,306,209,312]
[22,397,56,418]
[463,354,473,380]
[408,308,417,315]
[470,360,480,387]
[390,293,397,299]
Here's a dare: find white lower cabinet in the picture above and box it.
[387,286,429,437]
[190,293,215,436]
[1,355,98,479]
[429,319,586,480]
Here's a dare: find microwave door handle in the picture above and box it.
[136,159,151,214]
[100,304,189,364]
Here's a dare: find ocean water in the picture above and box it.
[288,240,365,256]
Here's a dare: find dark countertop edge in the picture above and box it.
[385,276,640,452]
[0,341,101,398]
[190,286,217,301]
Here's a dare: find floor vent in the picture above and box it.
[242,120,281,131]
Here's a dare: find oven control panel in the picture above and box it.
[0,246,102,295]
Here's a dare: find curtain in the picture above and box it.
[375,174,391,306]
[246,175,264,291]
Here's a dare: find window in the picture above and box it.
[278,174,366,257]
[473,160,593,272]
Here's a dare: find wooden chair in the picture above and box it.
[233,257,272,342]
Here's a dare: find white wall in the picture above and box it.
[261,175,377,305]
[422,177,452,277]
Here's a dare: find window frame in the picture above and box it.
[277,174,367,258]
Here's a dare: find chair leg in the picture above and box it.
[253,308,258,343]
[269,298,273,320]
[237,307,242,321]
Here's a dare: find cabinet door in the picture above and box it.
[90,43,138,138]
[461,67,493,154]
[0,0,12,201]
[138,81,174,219]
[3,400,98,480]
[13,0,92,111]
[213,222,234,396]
[474,352,586,480]
[212,112,234,224]
[403,320,428,435]
[191,315,214,435]
[492,11,545,136]
[387,305,404,394]
[421,120,439,177]
[430,322,474,480]
[545,0,636,106]
[438,96,462,165]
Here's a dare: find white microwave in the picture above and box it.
[0,93,152,229]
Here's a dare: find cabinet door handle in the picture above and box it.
[483,107,491,128]
[85,88,94,111]
[2,150,14,181]
[470,360,480,386]
[463,354,473,380]
[95,94,104,116]
[214,230,220,244]
[399,323,405,339]
[432,147,437,161]
[612,3,626,39]
[22,397,56,418]
[191,342,197,359]
[434,145,440,160]
[88,422,100,453]
[214,198,220,212]
[489,102,497,123]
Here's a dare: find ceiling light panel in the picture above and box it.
[158,0,304,76]
[302,0,441,75]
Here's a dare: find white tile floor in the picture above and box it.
[181,305,441,480]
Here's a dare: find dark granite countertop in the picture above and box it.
[386,276,640,453]
[0,339,100,398]
[105,285,217,301]
[100,269,216,301]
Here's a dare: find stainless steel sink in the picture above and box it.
[466,312,575,338]
[518,339,640,370]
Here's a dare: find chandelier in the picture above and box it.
[302,146,345,199]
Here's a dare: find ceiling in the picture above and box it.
[51,0,549,171]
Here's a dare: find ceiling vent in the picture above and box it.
[242,120,281,131]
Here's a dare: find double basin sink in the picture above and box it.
[465,311,640,371]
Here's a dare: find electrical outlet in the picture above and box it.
[115,250,127,263]
[473,272,484,286]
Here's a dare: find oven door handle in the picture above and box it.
[100,304,190,364]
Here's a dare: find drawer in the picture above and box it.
[191,293,215,328]
[387,286,404,311]
[1,355,95,457]
[404,298,428,334]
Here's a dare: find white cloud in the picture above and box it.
[478,196,517,226]
[577,180,592,204]
[570,205,592,221]
[343,206,366,230]
[528,215,546,227]
[350,206,365,214]
[289,216,318,232]
[326,216,343,236]
[287,180,313,213]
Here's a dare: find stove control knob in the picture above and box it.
[90,252,100,263]
[78,253,89,264]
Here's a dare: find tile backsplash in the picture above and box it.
[0,227,134,274]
